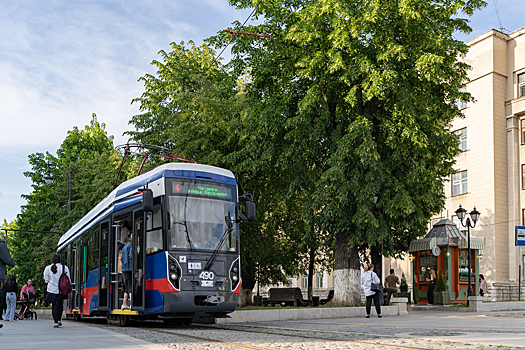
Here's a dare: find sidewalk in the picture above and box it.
[0,318,166,350]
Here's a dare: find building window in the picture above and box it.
[455,128,467,151]
[302,276,308,289]
[519,73,525,98]
[452,171,468,196]
[317,274,324,288]
[457,87,467,109]
[522,165,525,189]
[522,209,525,226]
[521,119,525,144]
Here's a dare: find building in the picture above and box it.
[388,26,525,300]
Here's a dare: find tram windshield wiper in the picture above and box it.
[204,212,233,271]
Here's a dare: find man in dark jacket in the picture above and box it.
[0,239,15,320]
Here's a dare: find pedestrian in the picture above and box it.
[20,278,35,300]
[361,263,382,318]
[0,281,6,320]
[120,232,133,310]
[384,269,400,305]
[5,274,18,321]
[0,238,15,319]
[43,254,70,328]
[426,268,436,305]
[479,274,488,296]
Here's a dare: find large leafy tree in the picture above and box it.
[128,41,310,305]
[223,0,485,305]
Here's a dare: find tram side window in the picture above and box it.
[146,203,164,255]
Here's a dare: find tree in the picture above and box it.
[128,41,311,305]
[223,0,485,305]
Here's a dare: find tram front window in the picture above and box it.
[166,179,237,252]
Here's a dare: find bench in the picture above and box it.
[319,290,334,305]
[268,288,313,307]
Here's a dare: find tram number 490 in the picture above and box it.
[199,271,214,280]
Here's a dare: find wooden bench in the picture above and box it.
[319,290,334,305]
[268,287,313,307]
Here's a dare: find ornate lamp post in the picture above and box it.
[44,161,72,214]
[455,205,481,303]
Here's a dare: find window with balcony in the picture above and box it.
[455,128,467,151]
[452,171,468,196]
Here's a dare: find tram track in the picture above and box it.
[140,324,434,350]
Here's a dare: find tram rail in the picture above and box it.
[139,324,434,350]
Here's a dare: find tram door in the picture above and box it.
[98,221,110,310]
[132,210,146,310]
[109,222,122,310]
[71,242,80,311]
[79,237,88,314]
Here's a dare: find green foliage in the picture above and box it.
[222,0,485,262]
[9,114,124,300]
[400,272,408,293]
[127,40,315,294]
[436,270,448,292]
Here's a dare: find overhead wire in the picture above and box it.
[136,2,262,143]
[492,0,505,32]
[137,1,310,143]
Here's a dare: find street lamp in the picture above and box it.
[455,204,481,303]
[44,161,72,214]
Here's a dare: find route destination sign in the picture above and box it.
[171,180,233,200]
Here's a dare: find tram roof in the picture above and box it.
[57,163,236,251]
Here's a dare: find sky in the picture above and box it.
[0,0,523,224]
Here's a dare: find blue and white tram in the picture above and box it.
[57,163,255,325]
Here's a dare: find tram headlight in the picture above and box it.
[168,255,182,290]
[229,258,240,292]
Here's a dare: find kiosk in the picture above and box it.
[409,219,484,304]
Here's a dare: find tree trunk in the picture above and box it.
[238,280,255,307]
[307,243,315,300]
[371,244,383,282]
[331,230,361,306]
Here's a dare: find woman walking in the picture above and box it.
[4,274,17,321]
[361,263,382,318]
[426,268,436,305]
[43,254,70,328]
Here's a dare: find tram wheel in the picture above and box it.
[73,313,82,322]
[119,315,130,327]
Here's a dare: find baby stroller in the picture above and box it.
[15,291,37,320]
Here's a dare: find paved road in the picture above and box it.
[2,310,524,349]
[0,318,166,350]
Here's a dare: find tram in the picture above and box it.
[57,162,255,326]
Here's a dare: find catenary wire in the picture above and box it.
[136,1,310,144]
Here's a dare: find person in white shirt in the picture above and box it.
[361,263,382,318]
[43,254,70,328]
